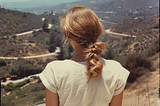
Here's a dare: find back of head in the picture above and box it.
[60,6,105,83]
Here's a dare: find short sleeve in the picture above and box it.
[39,63,58,93]
[114,64,130,95]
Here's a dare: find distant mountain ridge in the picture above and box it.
[1,0,79,10]
[90,0,159,12]
[22,0,159,15]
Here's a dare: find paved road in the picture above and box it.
[16,23,52,36]
[1,73,40,85]
[105,29,136,37]
[0,47,60,60]
[1,47,60,85]
[16,28,42,36]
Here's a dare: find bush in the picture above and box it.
[11,34,17,38]
[142,39,159,57]
[0,59,6,67]
[122,40,131,48]
[30,83,45,92]
[4,82,15,91]
[124,53,152,71]
[123,53,153,83]
[1,84,5,88]
[1,99,15,106]
[17,89,28,96]
[15,78,30,88]
[2,74,7,82]
[18,39,23,43]
[33,92,45,103]
[0,76,2,80]
[28,38,35,43]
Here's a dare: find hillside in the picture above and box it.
[91,0,159,12]
[110,16,159,35]
[1,52,159,106]
[0,8,43,37]
[0,3,159,106]
[99,16,159,58]
[123,59,159,106]
[21,0,159,15]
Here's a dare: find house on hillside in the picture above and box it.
[134,16,144,19]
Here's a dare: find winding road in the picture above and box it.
[1,25,136,85]
[105,29,136,37]
[0,47,60,60]
[0,29,136,60]
[1,73,41,85]
[105,29,137,37]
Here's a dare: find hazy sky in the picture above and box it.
[0,0,30,2]
[1,0,80,9]
[0,0,79,2]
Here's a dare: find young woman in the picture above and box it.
[39,6,130,106]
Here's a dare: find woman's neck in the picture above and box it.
[70,46,86,62]
[70,54,86,62]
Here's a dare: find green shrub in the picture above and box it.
[4,82,15,91]
[33,92,45,103]
[0,76,2,80]
[28,39,35,43]
[134,43,139,48]
[1,84,5,88]
[17,90,28,96]
[122,40,131,48]
[15,78,30,88]
[0,59,6,67]
[18,39,23,43]
[1,99,15,106]
[11,34,17,38]
[124,53,152,71]
[5,73,10,77]
[123,53,153,83]
[30,83,45,92]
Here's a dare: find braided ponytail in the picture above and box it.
[84,42,105,83]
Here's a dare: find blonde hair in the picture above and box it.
[60,6,105,83]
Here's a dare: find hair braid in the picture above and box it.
[84,42,105,83]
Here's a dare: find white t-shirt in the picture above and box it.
[39,58,130,106]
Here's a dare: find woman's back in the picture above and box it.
[40,6,130,106]
[40,58,129,106]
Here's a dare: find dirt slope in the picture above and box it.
[123,65,159,106]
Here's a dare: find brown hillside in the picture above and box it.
[0,32,51,57]
[100,16,159,56]
[123,53,159,106]
[110,16,159,36]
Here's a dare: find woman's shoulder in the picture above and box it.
[101,58,121,66]
[101,58,129,73]
[46,59,83,72]
[47,59,71,67]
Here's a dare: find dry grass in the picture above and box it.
[122,68,159,106]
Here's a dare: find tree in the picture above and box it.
[42,18,49,32]
[49,44,56,52]
[51,10,53,15]
[0,59,6,67]
[9,60,32,78]
[51,17,55,24]
[4,82,15,91]
[102,47,115,59]
[23,12,26,17]
[57,47,64,60]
